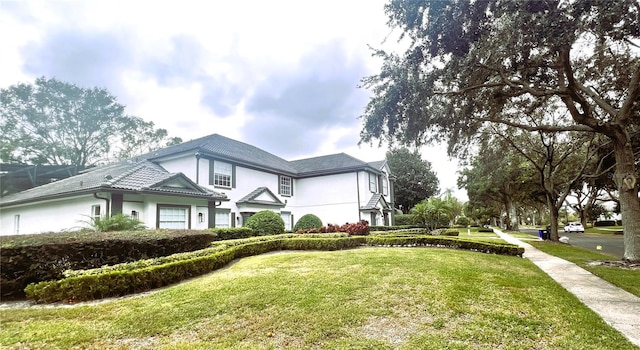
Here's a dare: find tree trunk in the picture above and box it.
[612,136,640,262]
[547,197,560,241]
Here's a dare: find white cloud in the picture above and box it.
[0,0,467,201]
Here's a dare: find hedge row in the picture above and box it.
[25,235,523,303]
[0,230,218,299]
[370,225,424,231]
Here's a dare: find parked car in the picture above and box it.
[564,222,585,233]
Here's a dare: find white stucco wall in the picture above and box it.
[0,195,106,235]
[292,172,361,225]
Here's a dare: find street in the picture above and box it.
[519,228,625,259]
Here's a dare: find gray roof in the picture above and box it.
[360,193,390,211]
[367,160,387,171]
[291,153,383,177]
[237,187,285,207]
[138,134,299,175]
[0,160,226,207]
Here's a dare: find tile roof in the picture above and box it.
[360,193,390,211]
[0,160,226,207]
[137,134,299,175]
[291,153,383,176]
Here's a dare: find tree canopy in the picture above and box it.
[386,147,440,213]
[1,77,182,166]
[361,0,640,261]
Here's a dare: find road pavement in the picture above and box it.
[519,228,625,259]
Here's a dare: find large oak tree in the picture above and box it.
[361,0,640,261]
[1,77,181,166]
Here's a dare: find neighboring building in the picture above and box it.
[0,134,394,235]
[0,164,87,197]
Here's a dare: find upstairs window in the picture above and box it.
[369,173,377,192]
[279,176,292,196]
[213,161,232,188]
[382,177,389,196]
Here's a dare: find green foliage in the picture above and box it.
[24,234,523,303]
[393,214,413,225]
[0,77,181,165]
[86,214,146,232]
[245,210,285,236]
[210,227,254,240]
[478,227,494,233]
[293,214,323,231]
[385,147,440,213]
[455,216,470,227]
[410,197,450,230]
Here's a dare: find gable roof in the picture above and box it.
[237,187,286,207]
[291,153,383,177]
[137,134,299,175]
[360,193,390,211]
[0,160,227,207]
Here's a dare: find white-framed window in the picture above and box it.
[369,173,377,192]
[13,215,20,235]
[382,176,388,196]
[279,176,292,196]
[91,205,101,220]
[215,210,230,228]
[158,206,189,229]
[214,161,232,188]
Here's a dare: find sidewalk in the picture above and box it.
[495,229,640,347]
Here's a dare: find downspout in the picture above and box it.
[195,151,202,184]
[389,175,396,226]
[93,193,110,217]
[356,171,361,221]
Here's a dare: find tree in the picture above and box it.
[410,196,449,230]
[1,77,182,166]
[386,147,440,213]
[360,0,640,262]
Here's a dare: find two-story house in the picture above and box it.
[0,134,395,235]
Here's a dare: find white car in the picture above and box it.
[564,222,585,233]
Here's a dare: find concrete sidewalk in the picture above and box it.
[495,229,640,347]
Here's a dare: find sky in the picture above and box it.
[0,0,467,200]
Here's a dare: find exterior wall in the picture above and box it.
[292,172,360,225]
[0,195,105,235]
[156,153,198,180]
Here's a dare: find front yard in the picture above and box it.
[1,247,636,349]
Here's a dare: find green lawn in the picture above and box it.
[585,226,624,235]
[1,248,636,349]
[529,241,640,298]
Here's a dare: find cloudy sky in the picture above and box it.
[0,0,467,200]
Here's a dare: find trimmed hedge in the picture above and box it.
[293,214,323,231]
[478,227,494,233]
[210,227,254,240]
[393,214,413,225]
[245,210,285,235]
[0,230,218,299]
[24,234,523,304]
[370,225,424,231]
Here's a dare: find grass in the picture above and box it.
[585,226,624,235]
[529,241,640,298]
[1,248,636,349]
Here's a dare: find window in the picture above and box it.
[215,210,230,228]
[91,205,101,220]
[158,206,189,229]
[279,176,292,196]
[369,173,377,192]
[213,161,232,188]
[382,177,388,196]
[13,215,20,235]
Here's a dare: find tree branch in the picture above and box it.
[475,116,593,133]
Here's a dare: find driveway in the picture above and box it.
[519,228,625,259]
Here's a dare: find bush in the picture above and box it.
[211,227,254,240]
[87,214,146,232]
[293,214,323,231]
[245,210,285,235]
[455,216,470,227]
[478,227,494,233]
[594,220,616,227]
[393,214,413,225]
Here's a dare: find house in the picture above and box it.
[0,134,395,235]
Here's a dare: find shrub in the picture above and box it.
[478,227,494,233]
[594,220,616,227]
[455,216,470,227]
[210,227,254,240]
[245,210,285,235]
[294,214,323,231]
[86,214,146,232]
[340,220,370,236]
[393,214,413,225]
